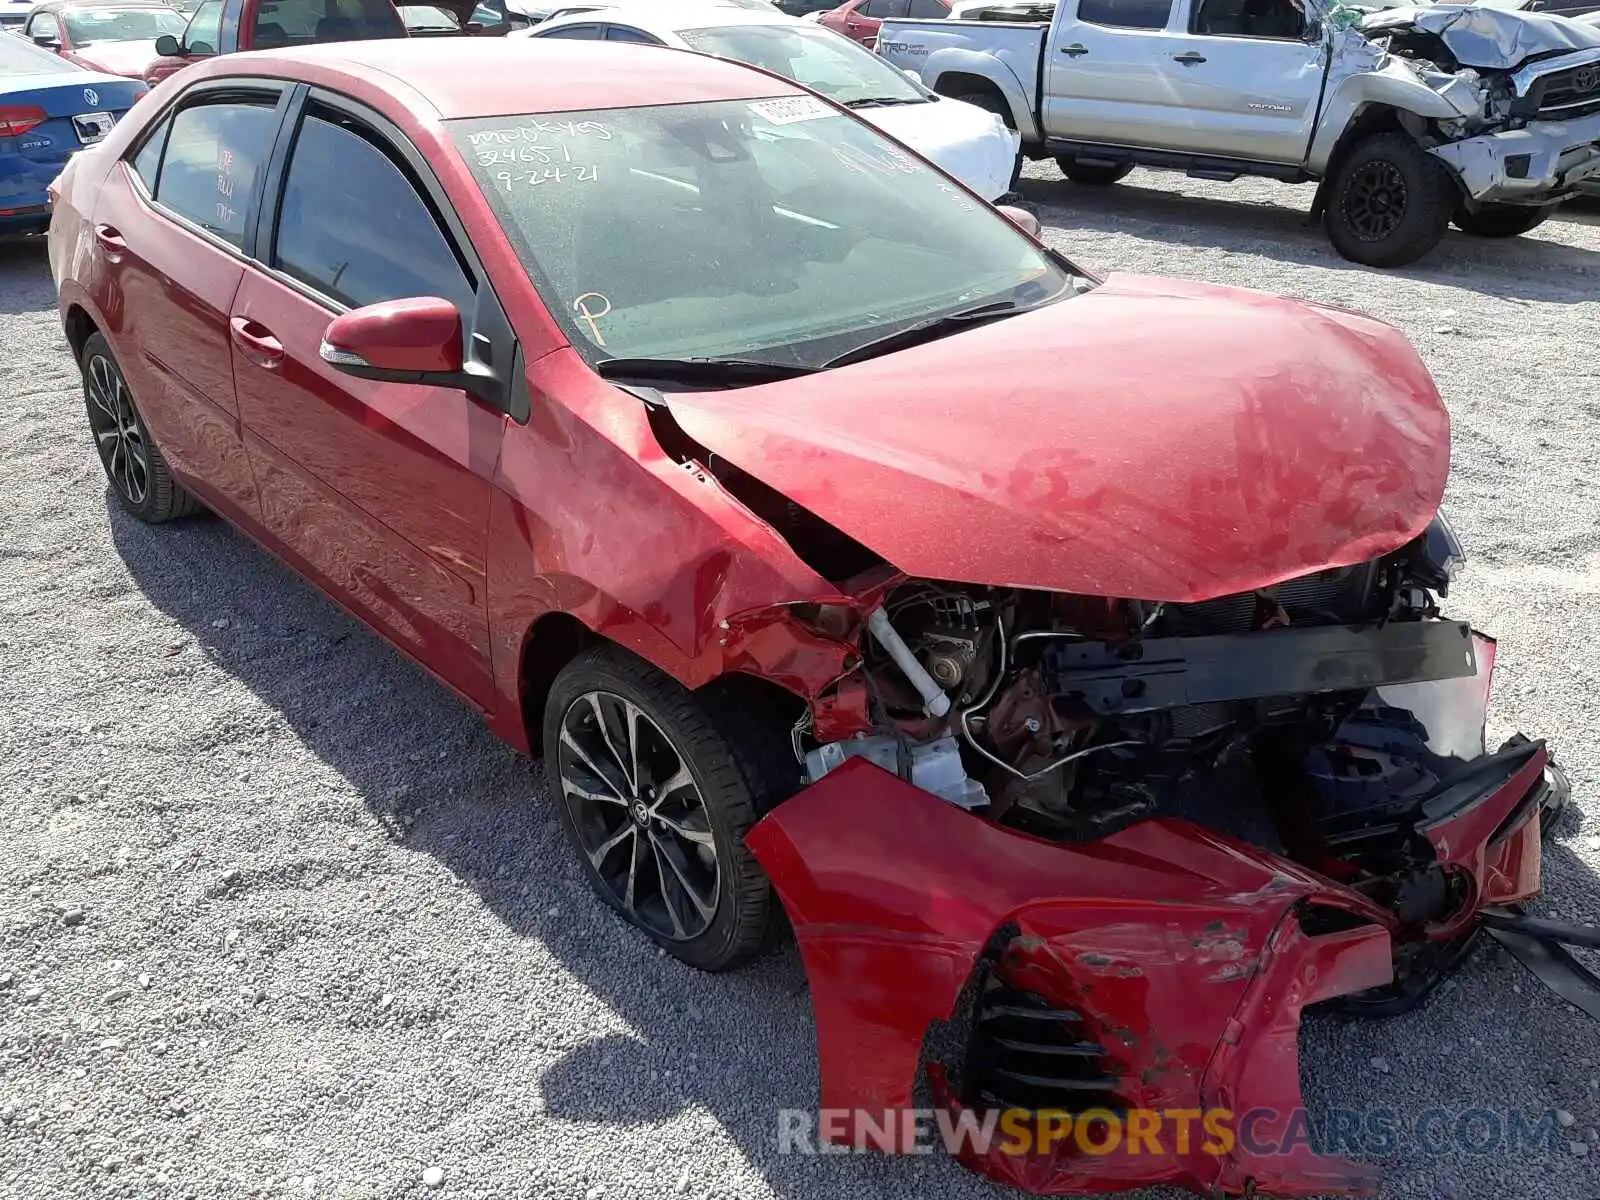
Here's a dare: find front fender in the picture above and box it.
[923,48,1040,144]
[1307,57,1470,176]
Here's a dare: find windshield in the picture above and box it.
[64,6,190,41]
[678,23,926,105]
[452,98,1071,368]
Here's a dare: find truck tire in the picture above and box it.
[950,90,1023,186]
[1451,203,1555,238]
[1322,133,1454,268]
[1055,156,1133,186]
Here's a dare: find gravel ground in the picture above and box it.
[2,170,1599,1200]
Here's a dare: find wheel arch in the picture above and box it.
[63,302,100,363]
[924,54,1039,142]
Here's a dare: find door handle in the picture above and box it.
[229,316,285,368]
[1172,51,1207,64]
[1059,42,1088,55]
[93,223,126,261]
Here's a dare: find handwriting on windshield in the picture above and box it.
[467,119,613,147]
[573,293,611,347]
[832,143,920,179]
[493,165,599,190]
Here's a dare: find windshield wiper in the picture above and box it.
[594,356,819,385]
[843,96,927,109]
[823,299,1045,368]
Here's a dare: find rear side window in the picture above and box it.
[537,21,600,36]
[861,0,909,16]
[130,120,169,191]
[1076,0,1172,27]
[604,24,658,41]
[272,110,475,313]
[149,99,279,247]
[252,0,405,47]
[907,0,947,15]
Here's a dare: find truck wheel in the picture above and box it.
[543,645,782,972]
[1323,133,1454,268]
[1055,156,1133,186]
[951,90,1023,186]
[1451,203,1555,238]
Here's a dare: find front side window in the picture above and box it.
[152,98,278,246]
[861,0,909,16]
[1192,0,1308,37]
[251,0,405,46]
[182,0,223,51]
[452,98,1073,367]
[907,0,948,16]
[24,12,61,40]
[273,110,475,312]
[536,22,601,36]
[130,118,168,190]
[64,7,190,44]
[678,24,927,107]
[1076,0,1172,28]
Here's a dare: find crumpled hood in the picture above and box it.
[1360,4,1600,68]
[71,39,161,78]
[860,95,1020,202]
[665,275,1451,603]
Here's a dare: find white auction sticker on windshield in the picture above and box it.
[749,96,832,126]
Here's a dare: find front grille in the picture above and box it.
[962,972,1124,1114]
[1533,63,1600,120]
[1162,561,1380,636]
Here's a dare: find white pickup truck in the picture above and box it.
[875,1,1600,264]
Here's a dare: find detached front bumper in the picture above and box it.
[1431,108,1600,203]
[747,724,1556,1196]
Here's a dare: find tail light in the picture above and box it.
[0,105,49,138]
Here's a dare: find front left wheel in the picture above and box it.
[543,645,781,972]
[80,332,202,523]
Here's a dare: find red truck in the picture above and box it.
[144,0,510,83]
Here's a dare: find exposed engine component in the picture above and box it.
[827,515,1475,848]
[804,733,989,809]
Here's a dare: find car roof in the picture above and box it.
[534,3,811,32]
[221,38,804,117]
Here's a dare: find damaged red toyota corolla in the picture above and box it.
[49,38,1574,1198]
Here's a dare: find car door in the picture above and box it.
[1041,0,1188,150]
[1155,0,1325,162]
[88,83,288,518]
[230,92,502,708]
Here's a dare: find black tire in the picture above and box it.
[543,644,786,972]
[80,332,203,523]
[1054,156,1133,186]
[1322,133,1454,268]
[1451,202,1554,239]
[950,90,1022,187]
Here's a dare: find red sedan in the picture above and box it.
[49,37,1577,1199]
[819,0,948,48]
[21,0,189,78]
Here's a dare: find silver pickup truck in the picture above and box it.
[875,1,1600,265]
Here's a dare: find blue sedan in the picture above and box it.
[1,35,145,236]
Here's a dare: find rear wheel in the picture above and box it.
[1451,202,1555,238]
[1322,133,1454,268]
[1054,156,1133,186]
[543,645,784,971]
[950,90,1022,188]
[80,332,203,523]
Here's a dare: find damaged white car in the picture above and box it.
[875,0,1600,264]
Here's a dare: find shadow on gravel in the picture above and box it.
[0,239,57,317]
[1019,175,1600,304]
[106,500,984,1200]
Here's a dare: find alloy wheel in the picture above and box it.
[556,690,722,941]
[1342,161,1409,242]
[85,354,149,507]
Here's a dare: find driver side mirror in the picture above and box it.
[32,32,62,48]
[320,297,499,403]
[154,32,182,54]
[995,203,1041,238]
